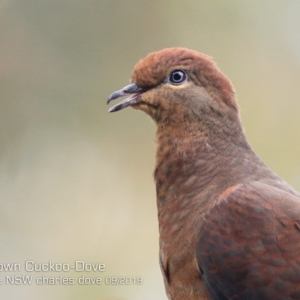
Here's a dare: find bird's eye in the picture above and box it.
[169,70,187,85]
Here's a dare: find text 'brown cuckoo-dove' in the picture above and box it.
[107,48,300,300]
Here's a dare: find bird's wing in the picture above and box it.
[197,181,300,300]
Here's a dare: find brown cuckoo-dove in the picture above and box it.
[107,48,300,300]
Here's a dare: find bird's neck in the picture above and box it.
[154,119,295,212]
[155,119,251,169]
[154,120,254,207]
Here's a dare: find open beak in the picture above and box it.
[107,83,146,113]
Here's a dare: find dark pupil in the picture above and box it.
[173,72,182,82]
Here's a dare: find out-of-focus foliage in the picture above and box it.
[1,1,300,299]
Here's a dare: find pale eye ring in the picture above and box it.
[169,70,187,85]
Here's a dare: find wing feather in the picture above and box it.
[197,182,300,299]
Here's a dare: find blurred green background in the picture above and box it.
[1,1,300,299]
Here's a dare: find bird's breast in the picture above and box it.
[155,159,214,300]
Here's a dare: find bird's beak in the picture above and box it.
[107,83,146,113]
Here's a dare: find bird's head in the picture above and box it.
[107,48,239,125]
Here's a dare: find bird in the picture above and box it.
[107,48,300,300]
